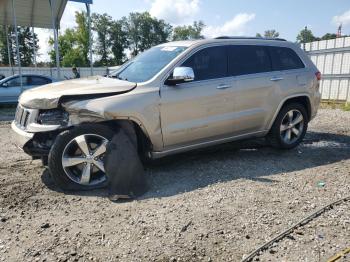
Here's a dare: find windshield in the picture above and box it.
[111,46,187,83]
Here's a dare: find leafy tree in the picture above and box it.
[49,28,75,66]
[296,26,320,43]
[75,11,90,66]
[264,29,279,38]
[0,26,10,65]
[14,27,39,66]
[172,21,205,41]
[49,11,90,67]
[0,26,38,66]
[92,13,127,66]
[92,13,113,66]
[110,19,128,65]
[256,29,280,38]
[320,33,337,40]
[124,12,172,56]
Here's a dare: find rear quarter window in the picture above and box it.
[268,46,305,71]
[30,76,51,85]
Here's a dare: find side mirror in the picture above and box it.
[1,83,8,88]
[165,67,195,86]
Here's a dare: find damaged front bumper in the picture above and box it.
[11,121,34,149]
[12,121,62,157]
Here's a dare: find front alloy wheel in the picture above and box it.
[62,134,108,186]
[48,124,114,191]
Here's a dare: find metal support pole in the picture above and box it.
[32,27,37,68]
[49,0,61,79]
[11,0,23,92]
[86,3,93,76]
[5,25,14,75]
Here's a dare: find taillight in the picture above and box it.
[315,71,321,81]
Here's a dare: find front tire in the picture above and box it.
[267,103,308,149]
[48,124,115,191]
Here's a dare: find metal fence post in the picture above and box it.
[5,25,15,75]
[49,0,61,80]
[32,27,37,68]
[11,0,23,92]
[86,3,93,76]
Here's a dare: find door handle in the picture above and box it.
[217,84,231,89]
[270,77,284,81]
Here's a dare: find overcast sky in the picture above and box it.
[36,0,350,62]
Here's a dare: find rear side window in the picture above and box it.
[30,76,51,85]
[182,46,227,81]
[268,46,304,71]
[228,45,271,76]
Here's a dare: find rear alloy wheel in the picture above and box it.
[48,124,114,191]
[279,109,304,145]
[268,103,308,149]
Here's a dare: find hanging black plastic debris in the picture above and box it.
[104,129,148,201]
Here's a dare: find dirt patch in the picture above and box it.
[0,109,349,262]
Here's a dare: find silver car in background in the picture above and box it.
[0,74,54,104]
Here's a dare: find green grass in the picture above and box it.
[319,101,350,111]
[342,103,350,111]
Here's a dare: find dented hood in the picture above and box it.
[19,76,136,109]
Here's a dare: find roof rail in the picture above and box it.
[214,36,287,41]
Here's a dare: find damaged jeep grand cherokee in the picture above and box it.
[12,37,321,191]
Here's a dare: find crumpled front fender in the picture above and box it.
[62,88,163,151]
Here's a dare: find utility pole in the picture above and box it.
[337,23,342,38]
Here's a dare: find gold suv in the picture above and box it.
[12,37,321,190]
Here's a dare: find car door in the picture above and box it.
[268,46,307,96]
[227,45,279,135]
[160,45,237,148]
[0,76,28,103]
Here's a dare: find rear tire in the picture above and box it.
[48,124,115,191]
[267,103,308,149]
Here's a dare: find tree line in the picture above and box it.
[0,11,204,67]
[0,11,347,67]
[48,11,205,67]
[0,26,38,66]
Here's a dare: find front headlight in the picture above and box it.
[37,109,69,126]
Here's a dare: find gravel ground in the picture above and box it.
[0,109,349,262]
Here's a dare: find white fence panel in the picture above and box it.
[339,79,349,100]
[0,67,110,79]
[306,36,350,102]
[341,53,350,74]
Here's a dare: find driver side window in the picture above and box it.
[6,76,28,87]
[181,46,227,81]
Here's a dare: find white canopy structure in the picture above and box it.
[0,0,93,89]
[0,0,68,28]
